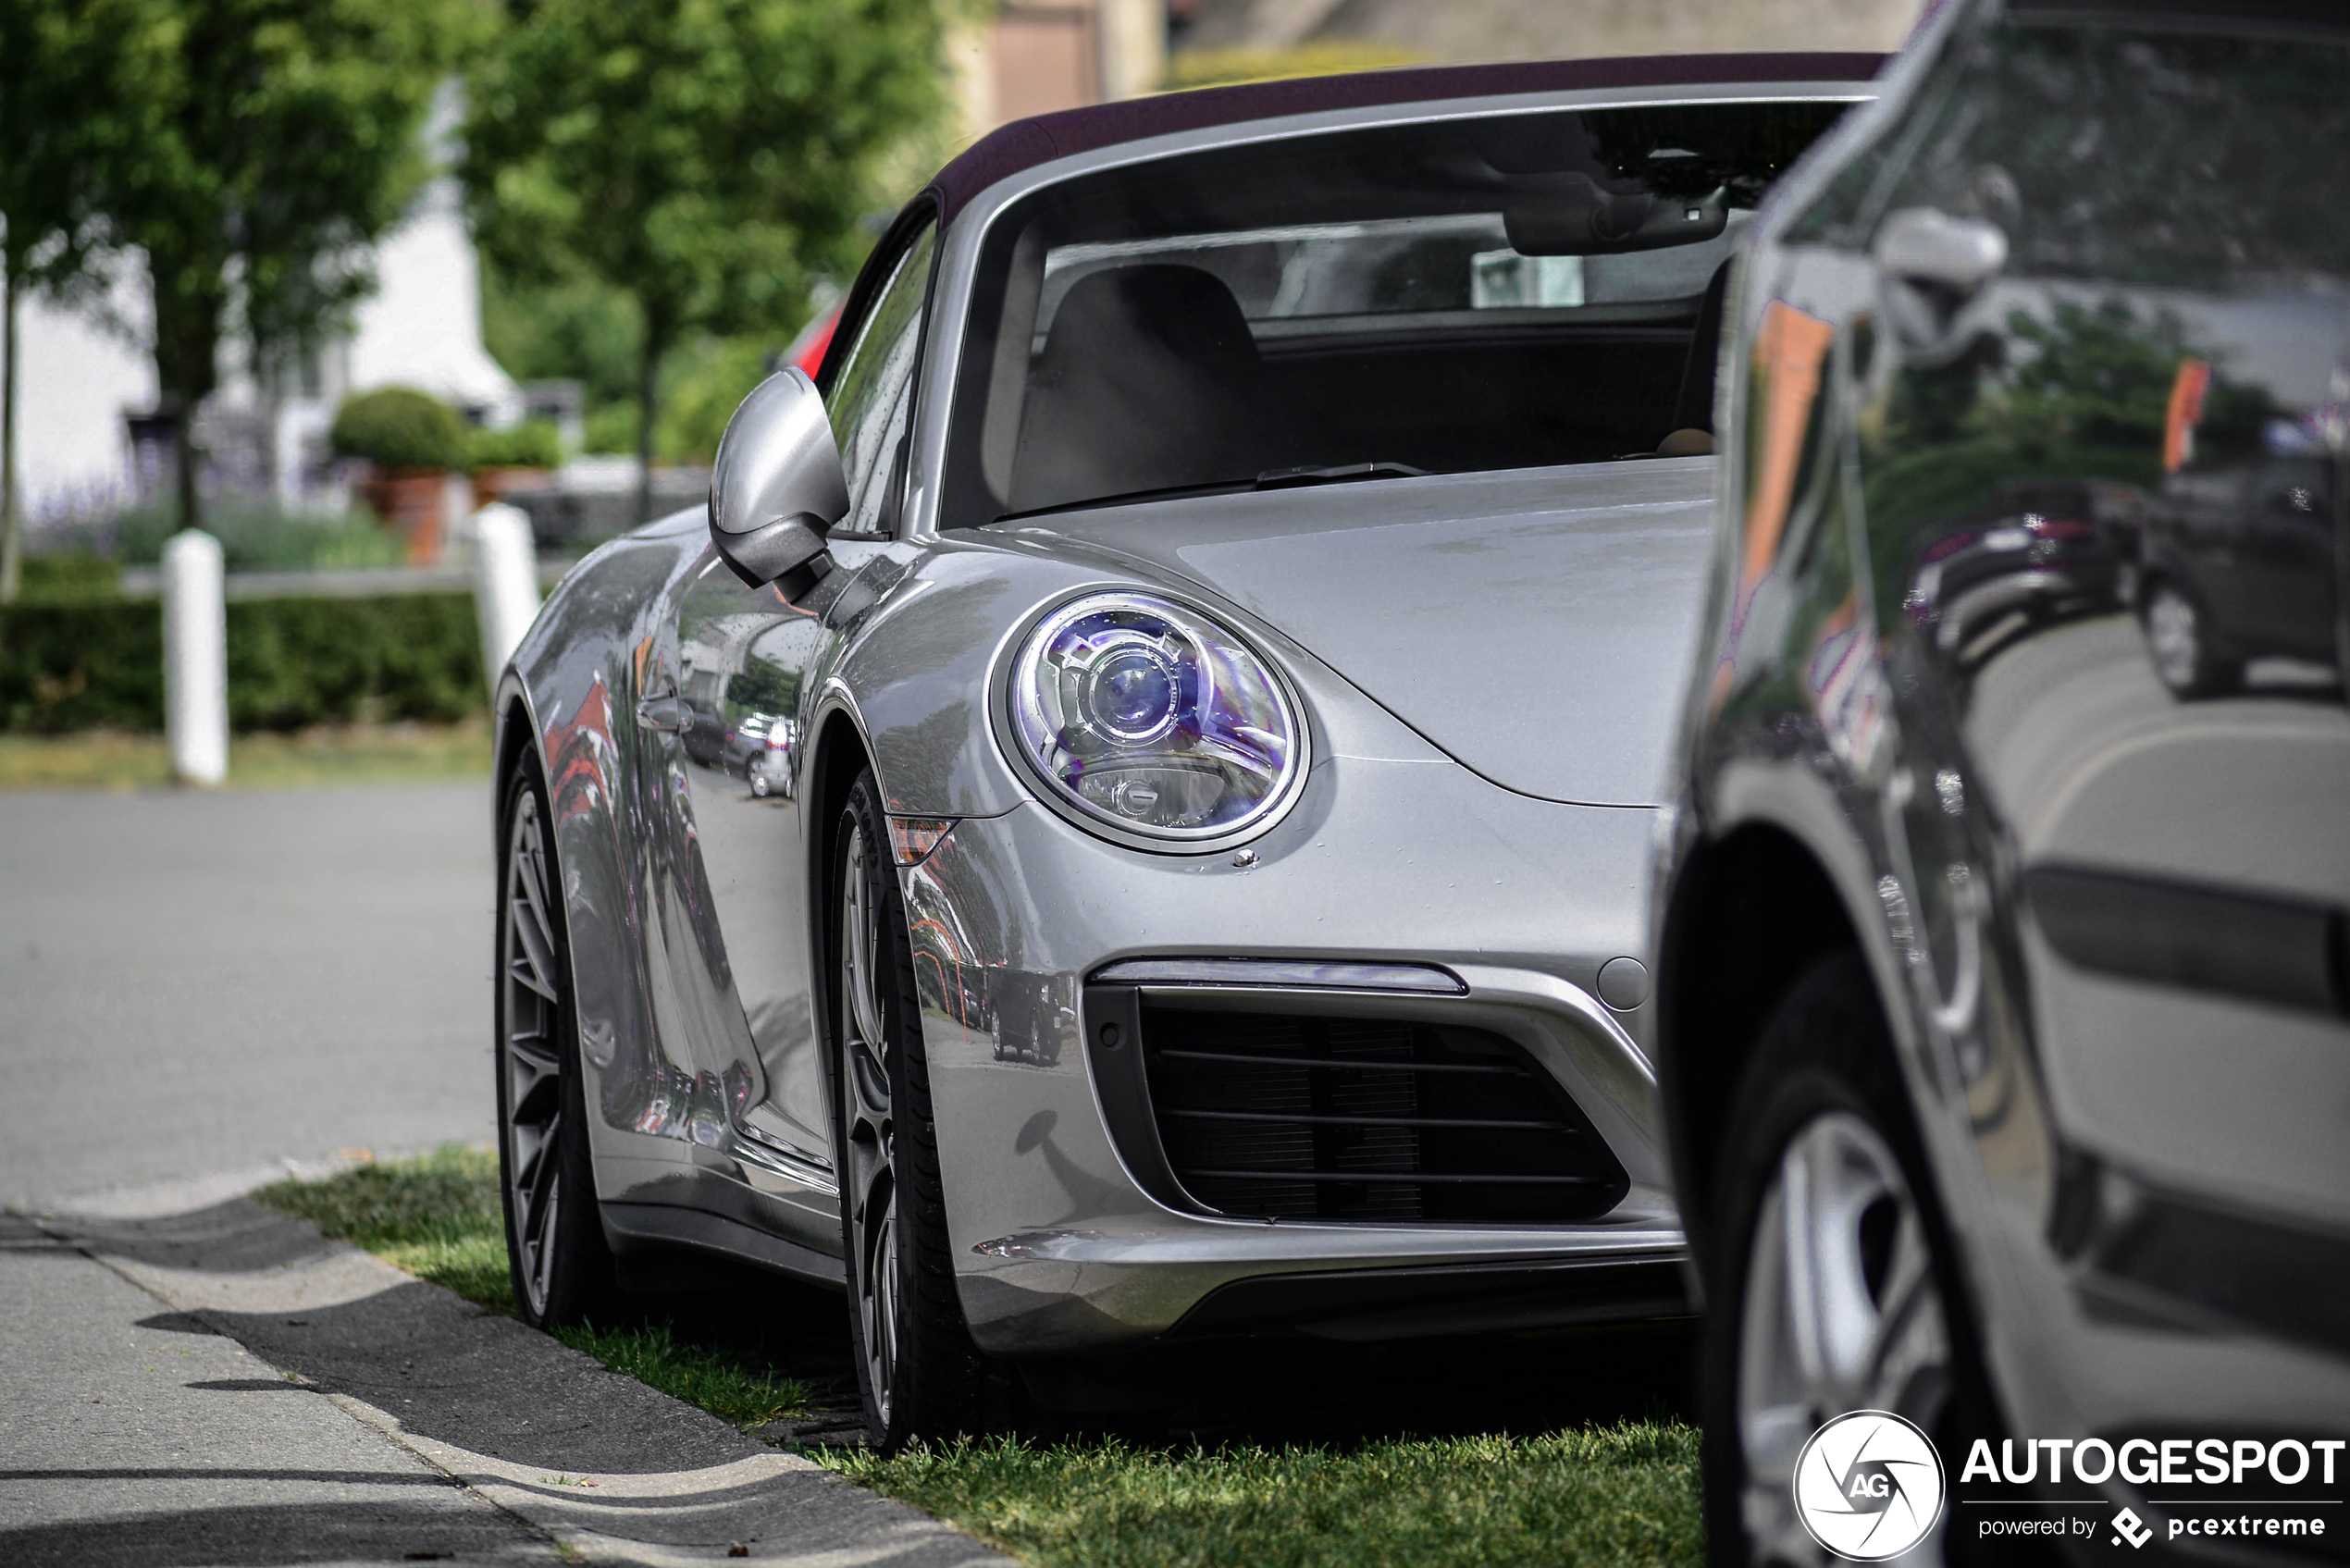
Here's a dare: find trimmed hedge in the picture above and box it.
[0,592,486,734]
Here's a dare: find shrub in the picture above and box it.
[0,592,486,734]
[468,419,564,471]
[330,386,471,471]
[75,503,407,570]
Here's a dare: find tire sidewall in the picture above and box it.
[1699,954,1997,1568]
[495,756,617,1330]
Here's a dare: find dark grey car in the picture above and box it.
[1654,3,2350,1562]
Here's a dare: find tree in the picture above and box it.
[462,0,959,526]
[87,0,476,534]
[0,0,166,603]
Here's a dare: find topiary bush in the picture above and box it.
[330,386,471,472]
[467,418,563,471]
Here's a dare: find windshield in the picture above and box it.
[943,100,1848,524]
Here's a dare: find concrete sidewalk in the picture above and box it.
[3,1194,1005,1568]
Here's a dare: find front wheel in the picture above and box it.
[496,758,622,1329]
[1701,954,1997,1568]
[831,767,994,1449]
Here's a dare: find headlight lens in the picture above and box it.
[1008,592,1303,842]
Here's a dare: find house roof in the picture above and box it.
[931,52,1887,221]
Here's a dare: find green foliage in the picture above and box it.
[70,501,406,570]
[468,419,564,471]
[330,386,472,471]
[0,589,485,733]
[829,1425,1703,1568]
[75,0,482,527]
[461,0,959,510]
[1162,41,1421,91]
[553,1321,814,1429]
[16,553,124,604]
[482,264,643,408]
[658,336,777,465]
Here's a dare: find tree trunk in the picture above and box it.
[149,251,220,537]
[634,308,668,527]
[1,249,22,607]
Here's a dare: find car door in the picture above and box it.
[1783,2,2350,1438]
[653,212,941,1234]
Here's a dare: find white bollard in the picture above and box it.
[473,502,541,696]
[162,529,229,785]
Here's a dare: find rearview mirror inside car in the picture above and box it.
[1505,177,1727,255]
[710,368,848,588]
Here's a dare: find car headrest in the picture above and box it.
[1036,264,1258,385]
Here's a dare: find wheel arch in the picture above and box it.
[1656,821,1861,1251]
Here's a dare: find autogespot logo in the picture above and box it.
[1794,1411,1948,1562]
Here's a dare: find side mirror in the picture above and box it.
[709,368,848,587]
[1871,207,2009,367]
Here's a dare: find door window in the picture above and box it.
[825,218,938,535]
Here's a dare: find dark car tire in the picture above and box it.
[1699,952,2010,1568]
[2140,577,2242,698]
[495,755,625,1331]
[831,766,995,1450]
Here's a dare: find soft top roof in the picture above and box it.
[930,52,1886,222]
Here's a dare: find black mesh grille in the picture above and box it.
[1139,1006,1627,1223]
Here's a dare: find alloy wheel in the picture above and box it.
[840,820,900,1429]
[501,789,569,1322]
[1737,1110,1952,1566]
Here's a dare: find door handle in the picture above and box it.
[635,692,687,733]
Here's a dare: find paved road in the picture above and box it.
[0,784,497,1209]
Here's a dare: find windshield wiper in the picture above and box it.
[1253,462,1429,489]
[991,462,1431,524]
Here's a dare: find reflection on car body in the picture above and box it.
[1652,5,2350,1563]
[487,53,1882,1449]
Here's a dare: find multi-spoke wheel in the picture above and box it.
[497,759,620,1329]
[1701,954,1994,1568]
[831,767,993,1449]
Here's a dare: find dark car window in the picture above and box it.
[827,218,937,536]
[942,102,1852,525]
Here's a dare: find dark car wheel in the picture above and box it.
[1701,953,2004,1568]
[832,767,993,1449]
[497,758,622,1330]
[2141,578,2242,698]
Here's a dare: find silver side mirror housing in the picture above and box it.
[709,368,848,587]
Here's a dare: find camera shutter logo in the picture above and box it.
[1793,1411,1947,1561]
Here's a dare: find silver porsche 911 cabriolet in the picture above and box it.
[491,53,1879,1446]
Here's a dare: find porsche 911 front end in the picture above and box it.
[492,54,1882,1445]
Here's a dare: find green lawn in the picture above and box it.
[254,1149,1704,1568]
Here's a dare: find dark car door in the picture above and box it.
[1759,0,2350,1442]
[647,214,940,1236]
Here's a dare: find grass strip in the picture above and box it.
[251,1146,812,1429]
[551,1319,815,1428]
[826,1426,1703,1568]
[0,717,493,792]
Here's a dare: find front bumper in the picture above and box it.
[901,749,1688,1357]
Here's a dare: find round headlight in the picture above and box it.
[1008,591,1305,845]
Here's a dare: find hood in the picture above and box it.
[998,458,1715,808]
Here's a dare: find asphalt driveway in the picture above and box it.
[0,783,498,1210]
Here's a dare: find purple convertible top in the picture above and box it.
[928,53,1886,221]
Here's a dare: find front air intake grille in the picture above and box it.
[1138,1006,1627,1223]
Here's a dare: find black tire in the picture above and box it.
[1699,952,2007,1568]
[2140,577,2242,698]
[495,755,623,1330]
[830,767,993,1449]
